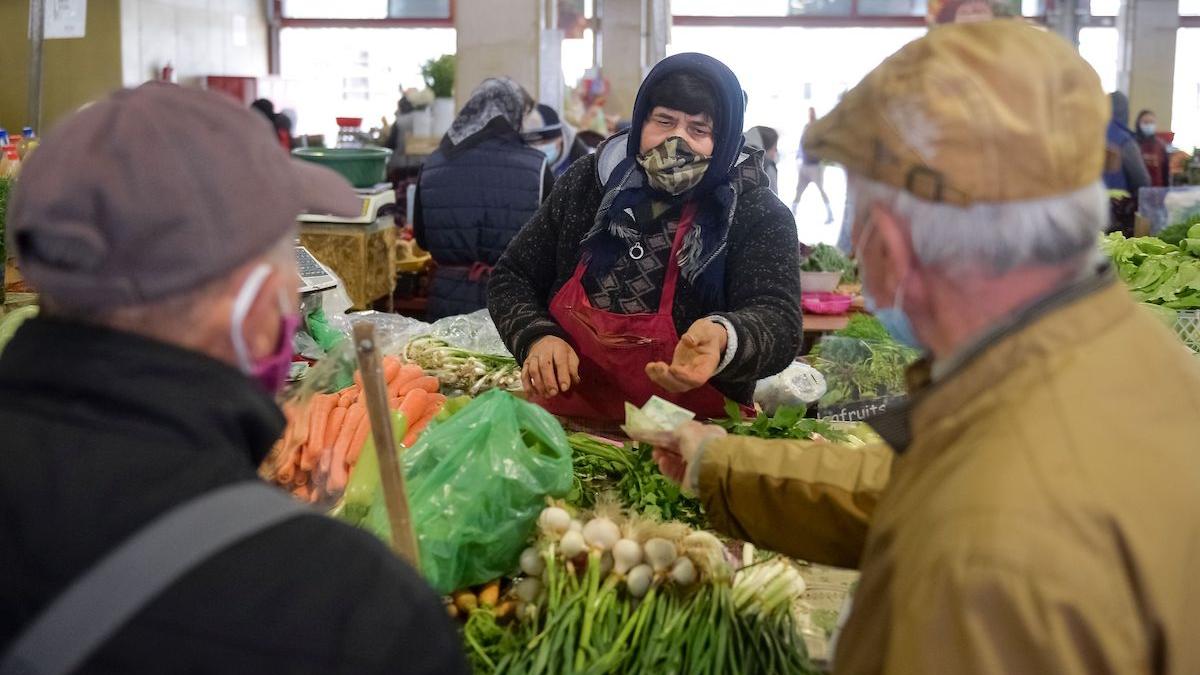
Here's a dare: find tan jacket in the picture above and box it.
[698,276,1200,674]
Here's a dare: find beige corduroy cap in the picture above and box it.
[802,19,1109,206]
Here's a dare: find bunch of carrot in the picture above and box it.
[264,356,447,503]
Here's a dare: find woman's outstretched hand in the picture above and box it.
[647,320,727,393]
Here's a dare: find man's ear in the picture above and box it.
[869,203,916,294]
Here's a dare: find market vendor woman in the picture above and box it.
[489,53,802,421]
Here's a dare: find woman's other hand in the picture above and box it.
[646,320,727,393]
[523,336,581,398]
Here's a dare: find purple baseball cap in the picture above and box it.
[9,82,360,309]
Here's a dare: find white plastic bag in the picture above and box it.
[754,362,827,414]
[428,309,512,357]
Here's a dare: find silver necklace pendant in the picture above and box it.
[629,243,646,260]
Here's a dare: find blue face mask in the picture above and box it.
[534,141,561,164]
[862,285,923,350]
[855,218,926,351]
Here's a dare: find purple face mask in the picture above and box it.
[231,264,301,394]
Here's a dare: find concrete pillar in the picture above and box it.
[1117,0,1180,127]
[1047,0,1083,47]
[599,0,670,120]
[454,0,563,113]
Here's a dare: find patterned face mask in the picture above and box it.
[636,136,711,196]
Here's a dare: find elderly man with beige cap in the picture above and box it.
[0,84,467,674]
[652,20,1200,674]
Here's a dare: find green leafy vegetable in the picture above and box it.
[567,434,703,527]
[807,316,920,409]
[1102,229,1200,309]
[800,243,858,283]
[716,400,850,443]
[1157,213,1200,246]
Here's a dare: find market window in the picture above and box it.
[1173,28,1200,152]
[281,0,451,19]
[1087,0,1119,16]
[1078,26,1119,93]
[561,0,597,92]
[672,0,788,16]
[272,27,456,142]
[669,25,925,244]
[856,0,928,17]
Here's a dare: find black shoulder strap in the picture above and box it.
[1,482,309,675]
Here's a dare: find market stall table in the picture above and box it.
[802,312,851,333]
[299,219,396,311]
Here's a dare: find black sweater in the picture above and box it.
[0,318,467,675]
[488,153,803,405]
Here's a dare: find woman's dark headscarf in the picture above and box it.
[1134,109,1155,140]
[1110,92,1132,130]
[583,53,750,303]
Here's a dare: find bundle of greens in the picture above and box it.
[404,335,522,395]
[800,243,857,284]
[567,434,702,527]
[1156,213,1200,246]
[831,313,894,342]
[464,504,817,674]
[807,315,920,409]
[1102,229,1200,309]
[716,402,851,444]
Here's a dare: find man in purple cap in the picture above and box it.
[0,83,466,675]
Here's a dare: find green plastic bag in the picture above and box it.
[363,389,572,594]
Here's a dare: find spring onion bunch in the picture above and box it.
[404,336,522,395]
[465,502,817,674]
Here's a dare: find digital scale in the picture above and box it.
[295,185,398,299]
[297,186,397,225]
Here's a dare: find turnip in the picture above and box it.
[670,557,697,586]
[612,539,643,576]
[582,517,620,552]
[519,547,545,577]
[560,530,587,558]
[538,506,571,536]
[514,577,543,604]
[626,564,653,598]
[644,538,677,573]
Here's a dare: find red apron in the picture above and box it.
[532,203,732,422]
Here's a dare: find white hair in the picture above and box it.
[45,233,296,338]
[849,176,1108,276]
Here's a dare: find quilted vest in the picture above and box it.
[419,133,546,319]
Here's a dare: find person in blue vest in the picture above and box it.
[1102,92,1151,235]
[414,78,555,319]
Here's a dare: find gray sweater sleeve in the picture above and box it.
[1121,139,1151,193]
[710,188,804,387]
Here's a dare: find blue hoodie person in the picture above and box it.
[488,53,802,422]
[1103,92,1151,194]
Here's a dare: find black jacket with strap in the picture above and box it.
[0,318,467,675]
